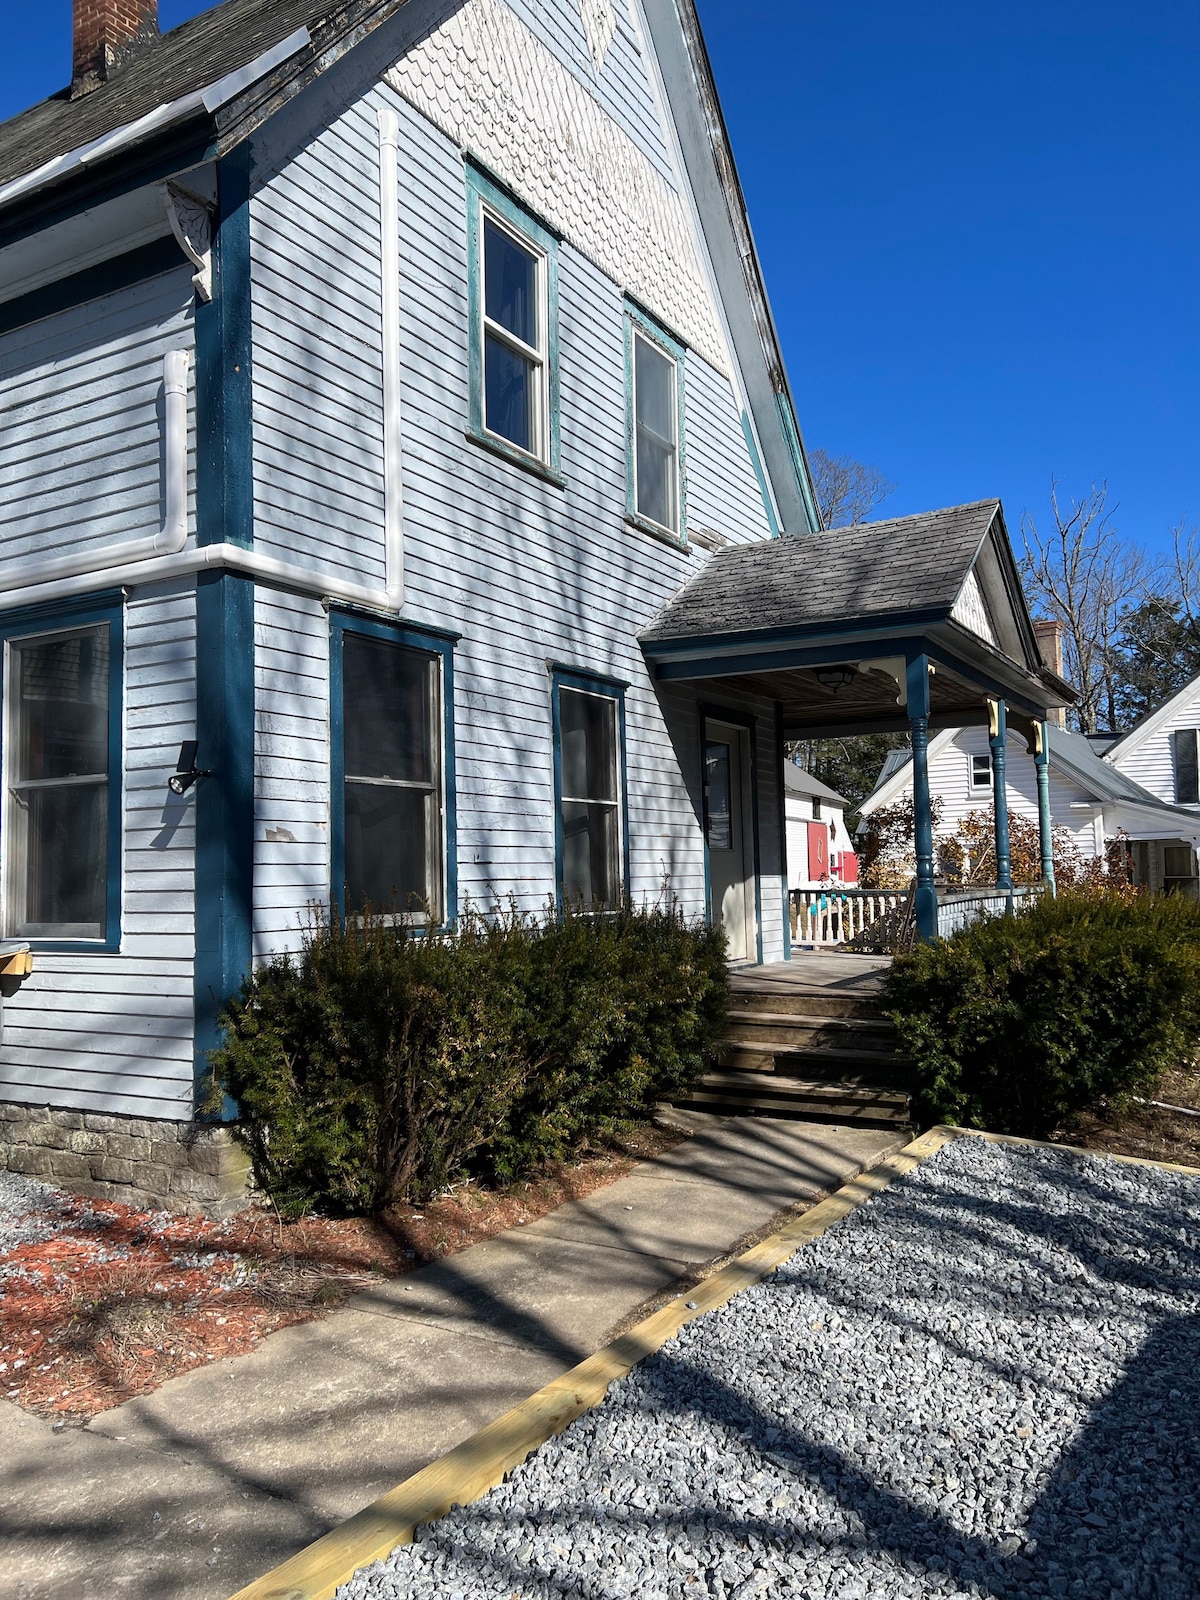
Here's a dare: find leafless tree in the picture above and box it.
[1021,480,1154,732]
[809,449,896,529]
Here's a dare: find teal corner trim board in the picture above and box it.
[741,410,780,539]
[193,143,255,1118]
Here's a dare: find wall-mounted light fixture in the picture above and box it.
[167,740,210,796]
[814,665,858,693]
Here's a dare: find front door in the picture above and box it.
[705,722,754,961]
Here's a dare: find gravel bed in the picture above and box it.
[338,1136,1200,1600]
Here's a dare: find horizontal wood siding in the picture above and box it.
[0,581,196,1119]
[254,589,330,959]
[0,268,197,567]
[247,65,782,949]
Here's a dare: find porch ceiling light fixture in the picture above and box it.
[814,665,858,693]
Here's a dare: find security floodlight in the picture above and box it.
[168,740,209,795]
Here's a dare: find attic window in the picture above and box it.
[1173,729,1200,805]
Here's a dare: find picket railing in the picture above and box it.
[792,889,907,947]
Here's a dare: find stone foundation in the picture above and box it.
[0,1102,253,1216]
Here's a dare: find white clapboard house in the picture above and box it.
[0,0,1065,1208]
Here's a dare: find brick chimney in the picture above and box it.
[1033,618,1068,727]
[73,0,159,96]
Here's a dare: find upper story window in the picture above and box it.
[4,607,122,946]
[553,671,628,912]
[467,165,560,479]
[625,303,685,544]
[1173,728,1200,804]
[332,615,457,926]
[969,753,992,791]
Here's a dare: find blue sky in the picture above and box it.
[4,2,1198,554]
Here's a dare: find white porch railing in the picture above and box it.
[935,884,1044,939]
[792,889,907,947]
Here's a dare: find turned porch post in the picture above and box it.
[907,655,938,941]
[988,697,1013,895]
[1034,719,1056,894]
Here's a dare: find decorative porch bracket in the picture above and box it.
[906,654,938,941]
[1030,719,1056,894]
[987,697,1014,894]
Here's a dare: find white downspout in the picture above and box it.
[377,104,404,610]
[0,349,189,595]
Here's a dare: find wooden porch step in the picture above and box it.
[722,1010,897,1050]
[673,1070,912,1126]
[728,986,886,1020]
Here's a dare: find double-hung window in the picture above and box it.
[467,166,559,475]
[553,672,628,911]
[332,616,456,924]
[3,608,122,946]
[969,753,992,791]
[1173,728,1200,805]
[626,304,685,542]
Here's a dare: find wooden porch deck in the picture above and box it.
[730,952,891,1002]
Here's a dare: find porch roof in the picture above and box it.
[640,500,1074,737]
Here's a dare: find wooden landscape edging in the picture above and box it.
[228,1120,1200,1600]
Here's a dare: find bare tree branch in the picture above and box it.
[809,449,896,529]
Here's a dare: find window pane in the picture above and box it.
[15,629,109,782]
[484,333,537,453]
[14,782,107,937]
[636,431,676,529]
[484,219,538,346]
[562,800,618,910]
[345,783,437,917]
[560,689,617,802]
[635,335,675,441]
[705,742,732,850]
[343,634,433,783]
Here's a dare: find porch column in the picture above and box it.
[1033,720,1056,894]
[906,655,938,941]
[988,697,1013,894]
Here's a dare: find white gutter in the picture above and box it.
[0,27,312,213]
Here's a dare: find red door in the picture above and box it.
[807,821,829,880]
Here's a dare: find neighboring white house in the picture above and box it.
[783,764,858,889]
[857,720,1200,893]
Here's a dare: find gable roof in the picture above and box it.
[1104,667,1200,764]
[642,500,1008,643]
[784,764,849,808]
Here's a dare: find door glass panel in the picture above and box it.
[705,741,732,850]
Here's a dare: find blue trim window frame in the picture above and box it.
[551,667,631,913]
[465,163,562,482]
[329,611,458,929]
[624,300,686,548]
[0,593,124,953]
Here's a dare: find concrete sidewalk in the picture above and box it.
[0,1115,902,1600]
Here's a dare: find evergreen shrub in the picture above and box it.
[208,900,728,1214]
[885,888,1200,1137]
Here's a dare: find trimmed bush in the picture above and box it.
[207,900,728,1214]
[885,889,1200,1137]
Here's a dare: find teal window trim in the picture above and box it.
[465,161,562,482]
[0,592,124,953]
[624,299,687,548]
[551,667,630,914]
[329,611,458,931]
[741,410,780,539]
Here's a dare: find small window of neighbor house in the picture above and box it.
[1173,728,1200,804]
[970,753,992,790]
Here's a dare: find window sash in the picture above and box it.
[480,205,548,460]
[5,623,113,942]
[341,634,444,921]
[970,754,992,788]
[632,329,680,532]
[557,684,624,911]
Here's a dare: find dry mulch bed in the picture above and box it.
[1055,1065,1200,1169]
[0,1124,680,1425]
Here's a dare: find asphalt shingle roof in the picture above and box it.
[0,0,338,189]
[639,501,1000,644]
[783,764,850,808]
